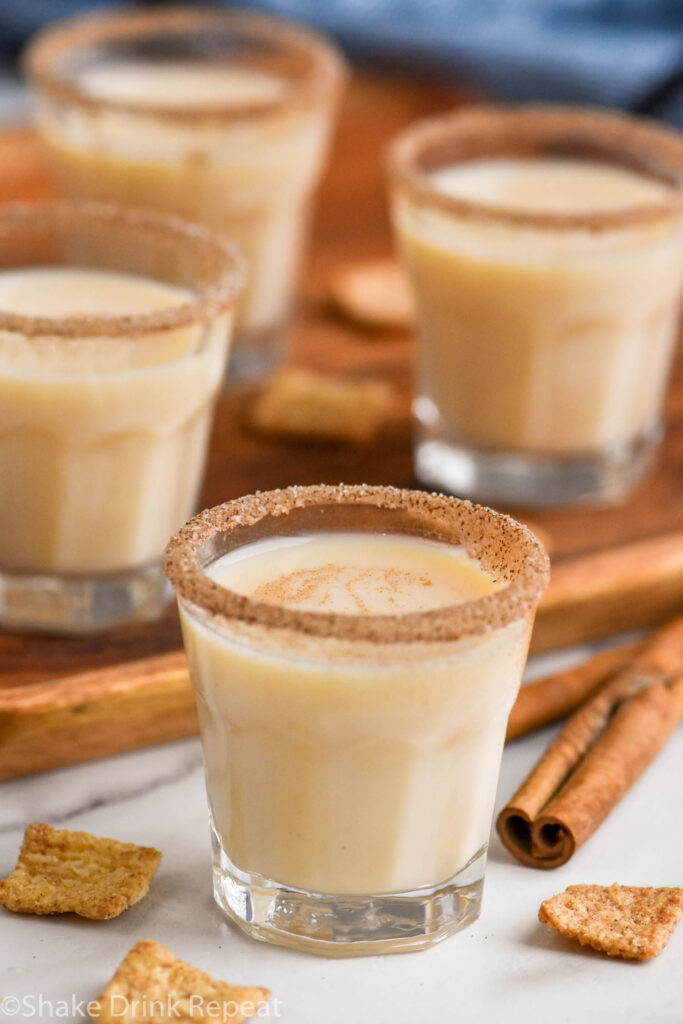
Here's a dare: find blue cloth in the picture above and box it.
[2,0,682,123]
[251,0,683,121]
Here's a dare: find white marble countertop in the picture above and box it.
[1,643,681,1023]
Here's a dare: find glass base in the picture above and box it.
[225,324,288,383]
[211,826,486,957]
[0,562,172,634]
[414,420,661,508]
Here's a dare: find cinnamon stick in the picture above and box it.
[506,641,642,741]
[497,615,683,868]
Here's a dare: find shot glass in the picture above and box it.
[0,201,244,633]
[165,484,549,956]
[25,6,347,381]
[389,106,683,506]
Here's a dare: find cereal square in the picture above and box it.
[539,883,683,961]
[0,823,161,920]
[91,940,270,1023]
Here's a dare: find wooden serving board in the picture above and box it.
[1,72,683,780]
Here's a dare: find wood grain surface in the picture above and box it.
[1,72,682,778]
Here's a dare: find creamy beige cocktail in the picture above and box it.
[25,7,346,380]
[0,203,243,632]
[165,485,549,955]
[389,107,683,506]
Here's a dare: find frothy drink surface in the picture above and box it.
[0,265,187,320]
[430,157,671,213]
[78,62,288,108]
[209,532,497,615]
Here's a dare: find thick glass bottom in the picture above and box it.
[211,824,486,957]
[225,323,289,382]
[414,412,661,508]
[0,561,172,634]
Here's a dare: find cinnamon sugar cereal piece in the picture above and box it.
[0,823,160,920]
[539,883,683,961]
[329,259,414,331]
[91,940,270,1023]
[251,368,395,445]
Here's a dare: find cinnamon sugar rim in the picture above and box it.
[24,6,347,123]
[0,202,245,339]
[164,484,550,644]
[388,105,683,233]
